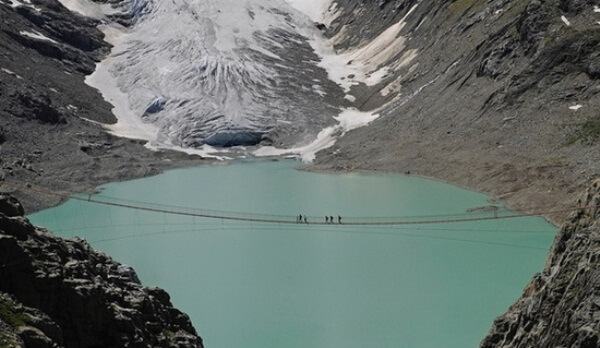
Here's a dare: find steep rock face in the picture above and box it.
[0,194,203,347]
[481,179,600,347]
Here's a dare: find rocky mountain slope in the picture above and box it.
[0,0,204,213]
[312,0,600,222]
[481,178,600,347]
[0,194,203,347]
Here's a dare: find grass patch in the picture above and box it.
[542,156,568,168]
[163,329,177,339]
[566,114,600,145]
[496,0,531,27]
[0,326,19,348]
[0,300,26,328]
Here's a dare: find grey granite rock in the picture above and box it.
[0,195,204,347]
[481,179,600,347]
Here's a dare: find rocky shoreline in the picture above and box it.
[481,179,600,347]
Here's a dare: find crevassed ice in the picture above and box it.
[94,0,341,148]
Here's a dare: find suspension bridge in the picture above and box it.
[1,179,593,226]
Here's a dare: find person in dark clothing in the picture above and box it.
[338,215,342,224]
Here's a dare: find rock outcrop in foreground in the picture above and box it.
[482,179,600,347]
[0,194,203,347]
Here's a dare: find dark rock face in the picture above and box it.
[0,292,64,348]
[481,179,600,347]
[13,90,67,124]
[0,195,204,347]
[0,194,25,217]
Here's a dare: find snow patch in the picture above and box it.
[1,68,23,79]
[561,15,571,26]
[254,108,379,162]
[20,31,57,44]
[594,5,600,13]
[309,4,419,93]
[55,0,121,18]
[285,0,339,26]
[380,50,419,97]
[312,85,327,97]
[569,104,583,111]
[145,143,231,161]
[8,0,41,11]
[344,94,356,102]
[86,24,160,143]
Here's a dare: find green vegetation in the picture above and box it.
[542,156,569,168]
[497,1,533,29]
[0,331,18,348]
[566,115,600,145]
[163,329,176,339]
[0,300,26,328]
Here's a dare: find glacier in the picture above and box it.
[84,0,346,151]
[61,0,418,159]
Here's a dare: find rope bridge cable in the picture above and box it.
[49,221,556,234]
[88,225,551,251]
[3,179,598,226]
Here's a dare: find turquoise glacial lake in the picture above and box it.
[30,160,555,347]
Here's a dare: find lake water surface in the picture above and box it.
[30,160,555,347]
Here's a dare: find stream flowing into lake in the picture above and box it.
[30,160,555,347]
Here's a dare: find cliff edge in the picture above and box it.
[0,194,203,347]
[481,179,600,347]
